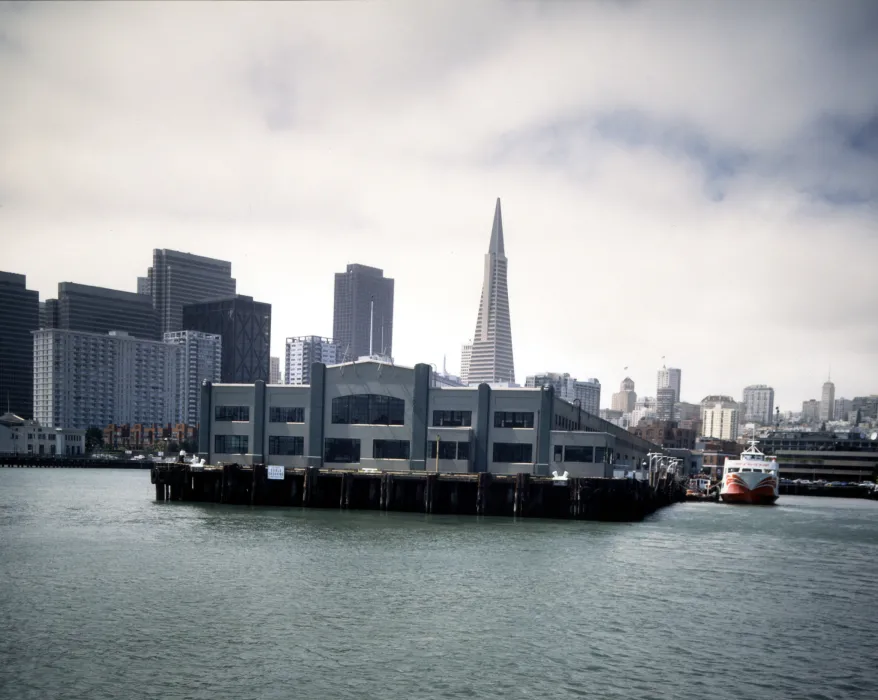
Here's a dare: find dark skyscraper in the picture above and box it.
[182,295,271,383]
[150,250,236,335]
[333,264,394,361]
[44,282,159,340]
[0,271,40,418]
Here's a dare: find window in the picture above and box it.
[215,405,250,422]
[269,407,304,423]
[429,440,458,459]
[373,440,410,460]
[324,438,361,463]
[457,441,470,460]
[493,411,534,429]
[554,445,563,462]
[268,436,304,456]
[214,435,249,454]
[564,446,594,463]
[433,410,472,427]
[493,442,533,463]
[594,447,607,463]
[331,395,405,425]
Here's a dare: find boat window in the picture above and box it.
[727,468,738,473]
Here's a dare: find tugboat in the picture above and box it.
[685,476,714,501]
[720,440,779,505]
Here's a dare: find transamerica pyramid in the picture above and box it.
[467,198,515,384]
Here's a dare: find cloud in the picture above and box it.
[0,0,876,409]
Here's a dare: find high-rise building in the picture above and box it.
[630,395,657,426]
[284,336,340,385]
[834,397,853,423]
[43,282,159,340]
[742,385,775,424]
[182,295,271,383]
[0,271,39,418]
[820,379,835,421]
[270,356,281,384]
[700,395,737,422]
[656,387,677,421]
[163,331,222,426]
[149,250,236,335]
[33,329,179,429]
[656,366,682,403]
[525,372,601,415]
[802,399,820,422]
[703,403,739,441]
[460,342,472,386]
[467,198,515,384]
[137,276,151,296]
[675,402,701,421]
[333,264,394,362]
[611,377,637,414]
[573,379,601,416]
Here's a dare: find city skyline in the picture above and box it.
[2,2,876,409]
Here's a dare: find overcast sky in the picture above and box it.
[2,1,877,410]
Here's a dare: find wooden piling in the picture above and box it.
[513,473,530,516]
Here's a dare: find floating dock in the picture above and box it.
[150,464,685,521]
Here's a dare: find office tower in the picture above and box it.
[460,342,472,385]
[525,372,601,415]
[611,377,637,414]
[703,403,739,440]
[163,331,222,426]
[467,198,515,384]
[742,385,775,424]
[270,356,281,384]
[700,395,737,422]
[149,249,236,335]
[182,295,271,383]
[137,276,151,296]
[656,387,677,421]
[33,329,179,429]
[802,399,821,422]
[820,379,835,421]
[285,336,339,385]
[333,264,394,361]
[0,272,39,418]
[43,282,159,340]
[834,397,852,423]
[573,379,601,415]
[656,366,682,403]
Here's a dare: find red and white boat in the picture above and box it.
[720,440,779,505]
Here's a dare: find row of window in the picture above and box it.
[215,406,306,423]
[494,411,534,429]
[553,445,608,463]
[331,394,405,426]
[429,440,470,461]
[433,410,472,427]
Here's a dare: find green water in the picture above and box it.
[1,469,876,699]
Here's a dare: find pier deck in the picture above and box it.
[151,463,685,521]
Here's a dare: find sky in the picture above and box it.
[1,1,877,410]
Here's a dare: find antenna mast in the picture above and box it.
[369,298,374,357]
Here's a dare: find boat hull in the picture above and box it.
[720,474,778,505]
[720,488,778,505]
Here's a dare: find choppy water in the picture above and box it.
[1,469,877,700]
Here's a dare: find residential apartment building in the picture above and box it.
[163,330,222,427]
[702,402,739,441]
[0,271,39,418]
[611,377,637,414]
[270,357,281,384]
[333,264,394,362]
[656,366,681,403]
[834,398,853,423]
[285,336,339,385]
[43,282,159,340]
[33,329,179,429]
[742,385,775,424]
[802,399,821,422]
[700,395,737,422]
[182,295,271,383]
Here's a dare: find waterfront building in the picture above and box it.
[0,272,39,419]
[149,249,236,335]
[285,336,340,386]
[42,282,158,340]
[820,380,835,422]
[333,264,394,362]
[656,387,676,421]
[525,373,601,415]
[182,295,271,384]
[466,199,515,385]
[760,430,878,482]
[703,403,739,441]
[656,366,681,403]
[460,342,472,386]
[611,377,637,414]
[0,412,85,456]
[163,331,222,427]
[33,329,179,430]
[802,399,821,423]
[103,422,196,451]
[742,385,775,424]
[197,359,658,475]
[270,356,281,384]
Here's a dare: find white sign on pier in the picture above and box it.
[266,466,285,480]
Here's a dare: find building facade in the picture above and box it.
[197,360,659,476]
[742,385,775,424]
[333,264,394,362]
[834,398,853,423]
[182,295,271,384]
[33,329,179,430]
[149,249,236,335]
[702,403,739,441]
[802,399,821,422]
[459,342,472,386]
[700,395,737,422]
[525,373,601,416]
[611,377,637,414]
[656,387,676,421]
[0,412,85,456]
[270,356,281,384]
[285,336,340,386]
[44,282,159,340]
[0,272,39,418]
[631,420,696,450]
[760,430,878,482]
[656,366,681,403]
[163,331,222,426]
[467,199,515,385]
[820,380,835,422]
[137,277,151,296]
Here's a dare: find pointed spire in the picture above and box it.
[489,197,504,255]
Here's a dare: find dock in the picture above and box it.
[150,463,685,521]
